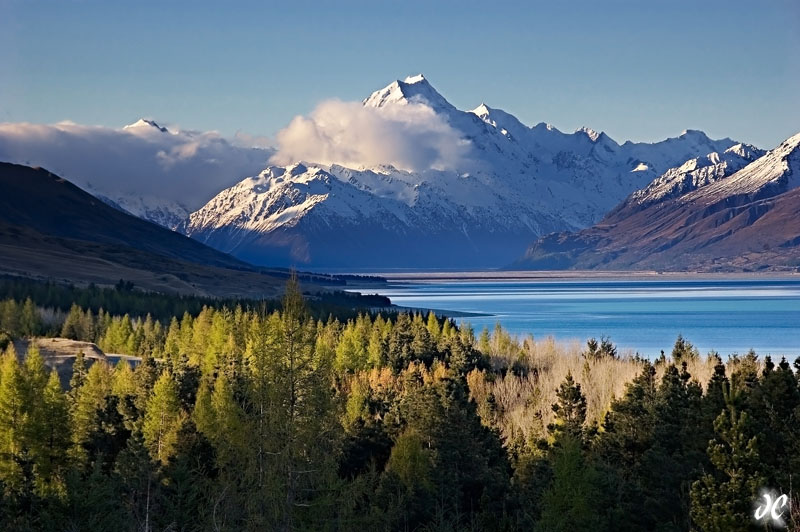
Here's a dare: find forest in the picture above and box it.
[0,277,798,531]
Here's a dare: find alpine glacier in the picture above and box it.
[184,75,750,268]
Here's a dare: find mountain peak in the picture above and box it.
[679,129,710,140]
[777,131,800,152]
[363,74,455,112]
[471,103,492,117]
[403,73,427,84]
[576,126,601,142]
[123,118,169,133]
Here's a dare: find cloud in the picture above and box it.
[0,121,273,209]
[270,99,470,172]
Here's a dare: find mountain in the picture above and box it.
[0,162,306,297]
[512,133,800,271]
[92,192,189,231]
[0,119,273,229]
[184,74,747,269]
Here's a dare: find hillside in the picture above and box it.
[0,162,316,297]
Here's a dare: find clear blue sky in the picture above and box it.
[2,0,798,148]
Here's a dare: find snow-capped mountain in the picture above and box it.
[92,191,190,230]
[513,132,800,271]
[184,74,750,268]
[609,143,765,215]
[0,118,272,229]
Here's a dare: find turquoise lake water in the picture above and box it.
[372,277,800,358]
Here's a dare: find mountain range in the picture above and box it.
[182,75,748,268]
[1,74,797,271]
[514,133,800,271]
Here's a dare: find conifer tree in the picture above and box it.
[143,370,184,465]
[70,361,112,466]
[536,435,607,532]
[68,351,88,403]
[549,371,587,441]
[163,316,181,360]
[19,298,40,337]
[671,334,699,362]
[274,274,340,530]
[61,304,85,340]
[690,382,764,531]
[367,315,388,368]
[0,349,28,495]
[111,360,136,400]
[425,311,441,342]
[23,345,48,402]
[30,371,70,498]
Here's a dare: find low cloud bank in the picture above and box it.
[270,100,470,172]
[0,121,273,209]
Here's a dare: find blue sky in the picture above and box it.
[2,0,798,148]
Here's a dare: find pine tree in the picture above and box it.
[748,356,800,490]
[367,315,388,368]
[68,351,88,404]
[23,344,48,402]
[142,370,185,465]
[111,360,136,400]
[335,319,368,373]
[638,364,705,529]
[163,316,181,360]
[425,311,441,343]
[30,371,70,498]
[274,274,341,530]
[0,349,28,495]
[671,334,699,362]
[690,382,764,531]
[19,298,40,337]
[549,371,587,441]
[70,361,112,466]
[61,304,86,340]
[536,435,607,532]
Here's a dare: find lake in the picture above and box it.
[367,275,800,358]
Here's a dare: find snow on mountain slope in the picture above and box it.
[686,132,800,203]
[92,191,190,230]
[185,162,568,267]
[184,75,753,268]
[513,131,800,272]
[611,143,765,215]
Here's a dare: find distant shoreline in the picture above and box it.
[346,270,800,283]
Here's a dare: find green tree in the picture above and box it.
[549,371,587,441]
[690,382,764,531]
[0,349,28,495]
[143,370,185,465]
[30,371,70,498]
[19,298,40,337]
[61,304,86,340]
[536,435,607,532]
[70,361,112,466]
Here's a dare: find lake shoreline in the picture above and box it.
[356,270,800,283]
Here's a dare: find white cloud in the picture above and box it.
[270,99,470,172]
[0,120,273,209]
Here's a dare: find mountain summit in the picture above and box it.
[123,118,170,133]
[363,74,456,112]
